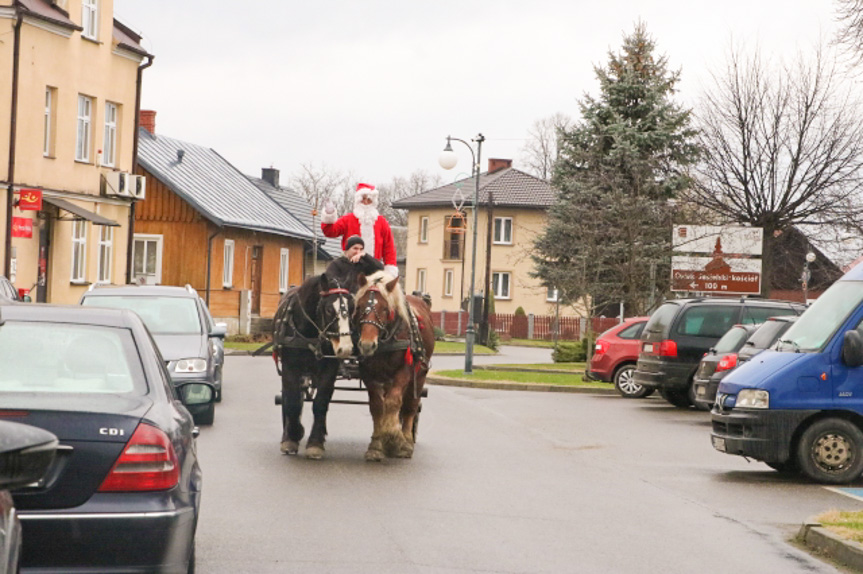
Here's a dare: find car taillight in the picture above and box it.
[658,340,677,357]
[98,423,179,492]
[715,353,738,373]
[594,340,609,355]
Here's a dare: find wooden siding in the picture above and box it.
[134,167,306,318]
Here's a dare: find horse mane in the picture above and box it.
[356,271,410,326]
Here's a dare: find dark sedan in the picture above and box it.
[0,303,213,573]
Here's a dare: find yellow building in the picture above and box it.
[0,0,151,303]
[393,159,565,317]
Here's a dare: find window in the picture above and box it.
[546,286,558,302]
[97,226,113,284]
[443,214,464,260]
[223,240,235,288]
[417,268,427,293]
[676,305,736,338]
[103,102,118,167]
[419,216,429,243]
[132,234,163,285]
[71,220,87,283]
[493,217,513,244]
[492,272,511,299]
[44,87,56,157]
[279,248,290,293]
[741,305,800,324]
[618,322,646,340]
[81,0,98,40]
[444,269,453,297]
[76,95,93,162]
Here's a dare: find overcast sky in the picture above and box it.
[114,1,840,188]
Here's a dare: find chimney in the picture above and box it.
[140,110,156,134]
[488,158,512,173]
[262,167,279,188]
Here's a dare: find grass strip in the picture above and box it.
[433,369,610,388]
[488,362,586,372]
[816,510,863,544]
[434,341,496,354]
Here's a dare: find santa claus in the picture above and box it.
[321,183,398,277]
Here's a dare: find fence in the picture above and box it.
[430,310,622,341]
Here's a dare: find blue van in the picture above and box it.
[711,263,863,484]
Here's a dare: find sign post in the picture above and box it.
[671,226,763,295]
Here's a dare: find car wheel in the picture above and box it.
[187,541,195,574]
[659,387,692,408]
[195,403,215,426]
[797,418,863,484]
[613,365,649,398]
[214,367,223,403]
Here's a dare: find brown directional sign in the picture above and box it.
[671,269,761,294]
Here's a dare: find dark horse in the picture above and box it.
[354,270,435,461]
[272,272,354,459]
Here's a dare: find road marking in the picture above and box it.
[825,487,863,502]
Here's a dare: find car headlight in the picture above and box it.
[736,389,769,409]
[174,358,208,373]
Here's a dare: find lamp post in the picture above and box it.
[439,134,484,374]
[802,251,815,304]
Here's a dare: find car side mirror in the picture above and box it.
[843,330,863,368]
[210,322,227,339]
[0,422,58,490]
[177,382,215,406]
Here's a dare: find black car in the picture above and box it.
[634,297,805,408]
[0,275,20,302]
[691,323,760,411]
[80,284,226,424]
[0,420,57,574]
[692,315,797,411]
[0,303,213,572]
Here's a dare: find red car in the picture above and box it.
[588,317,652,398]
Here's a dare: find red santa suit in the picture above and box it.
[321,183,398,277]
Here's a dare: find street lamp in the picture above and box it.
[439,134,484,374]
[802,251,816,304]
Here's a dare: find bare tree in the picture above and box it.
[377,169,443,227]
[519,113,573,180]
[689,45,863,294]
[290,162,353,270]
[835,0,863,63]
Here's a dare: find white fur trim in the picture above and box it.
[385,264,399,278]
[321,210,338,224]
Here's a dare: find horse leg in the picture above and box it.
[280,361,305,455]
[363,380,386,462]
[305,360,338,460]
[380,370,412,458]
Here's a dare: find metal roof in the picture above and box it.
[249,177,342,260]
[137,129,313,240]
[392,168,557,210]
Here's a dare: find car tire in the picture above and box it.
[187,541,195,574]
[614,365,650,398]
[797,418,863,484]
[195,403,215,426]
[659,387,692,408]
[214,367,223,403]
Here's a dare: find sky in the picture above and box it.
[113,0,841,189]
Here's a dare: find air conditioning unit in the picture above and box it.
[129,174,146,200]
[117,173,133,197]
[104,172,132,197]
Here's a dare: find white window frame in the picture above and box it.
[279,248,290,293]
[419,216,429,243]
[223,240,235,288]
[44,87,55,157]
[97,225,113,284]
[444,269,453,297]
[132,234,163,285]
[546,286,559,302]
[103,102,118,167]
[493,217,513,245]
[76,95,93,162]
[71,220,88,283]
[81,0,98,40]
[492,271,511,299]
[417,268,427,293]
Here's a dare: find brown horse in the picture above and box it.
[354,271,435,461]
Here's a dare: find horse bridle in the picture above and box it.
[317,286,353,340]
[357,286,396,340]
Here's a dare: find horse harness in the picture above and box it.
[357,287,429,377]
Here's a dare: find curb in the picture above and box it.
[426,374,617,394]
[798,517,863,571]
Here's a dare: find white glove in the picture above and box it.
[321,200,338,224]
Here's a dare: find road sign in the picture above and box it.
[671,226,763,295]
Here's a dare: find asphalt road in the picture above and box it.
[193,349,861,573]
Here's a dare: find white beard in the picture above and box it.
[354,203,379,257]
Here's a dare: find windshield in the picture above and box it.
[83,295,203,335]
[778,281,863,352]
[746,319,793,350]
[0,322,143,394]
[714,326,751,353]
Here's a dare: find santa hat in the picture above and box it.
[354,183,379,210]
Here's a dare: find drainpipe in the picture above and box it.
[126,53,154,284]
[4,12,23,278]
[205,227,222,306]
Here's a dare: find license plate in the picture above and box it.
[712,436,726,452]
[696,386,705,396]
[643,343,653,353]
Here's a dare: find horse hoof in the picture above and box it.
[305,445,325,460]
[396,444,414,459]
[281,440,299,455]
[365,449,384,462]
